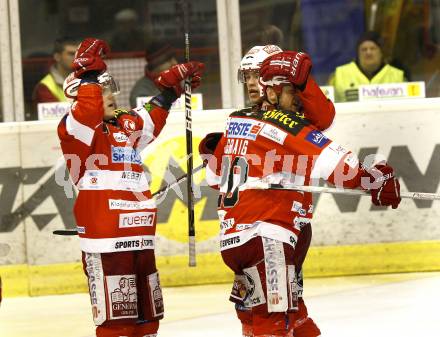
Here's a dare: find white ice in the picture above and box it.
[1,272,439,337]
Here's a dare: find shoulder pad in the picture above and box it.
[260,109,310,136]
[229,107,253,117]
[115,108,138,118]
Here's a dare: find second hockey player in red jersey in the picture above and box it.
[233,45,335,337]
[58,37,204,337]
[200,51,400,337]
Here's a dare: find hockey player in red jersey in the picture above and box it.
[226,45,336,337]
[200,52,400,336]
[58,38,204,337]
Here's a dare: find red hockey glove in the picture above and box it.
[199,132,222,155]
[155,62,205,96]
[362,164,401,209]
[199,132,223,166]
[72,38,110,78]
[260,51,312,91]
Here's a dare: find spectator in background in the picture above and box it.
[110,8,146,52]
[129,42,178,107]
[32,37,79,106]
[260,24,285,48]
[328,31,406,102]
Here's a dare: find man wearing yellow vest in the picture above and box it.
[32,37,79,106]
[328,31,406,102]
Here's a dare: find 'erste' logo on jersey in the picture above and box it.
[111,146,142,164]
[227,118,263,140]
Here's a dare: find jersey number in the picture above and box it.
[218,156,249,208]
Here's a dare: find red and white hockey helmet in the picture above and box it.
[237,45,283,83]
[63,72,120,102]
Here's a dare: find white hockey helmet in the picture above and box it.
[63,72,120,102]
[237,44,283,83]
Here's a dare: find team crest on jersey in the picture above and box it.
[106,275,138,319]
[305,130,329,148]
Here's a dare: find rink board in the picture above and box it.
[1,98,440,297]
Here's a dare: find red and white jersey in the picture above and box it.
[298,75,335,131]
[205,108,361,251]
[58,83,168,253]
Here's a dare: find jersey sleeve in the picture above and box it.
[130,103,169,150]
[283,126,362,189]
[59,83,104,147]
[298,76,335,131]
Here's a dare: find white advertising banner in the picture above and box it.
[1,98,440,266]
[38,102,71,121]
[358,81,426,101]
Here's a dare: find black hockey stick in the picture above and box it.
[181,0,196,267]
[52,164,205,236]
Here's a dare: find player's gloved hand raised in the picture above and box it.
[362,164,401,209]
[72,38,110,78]
[199,132,222,166]
[155,62,205,96]
[260,51,312,91]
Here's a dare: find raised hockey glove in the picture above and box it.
[199,132,223,166]
[260,51,312,91]
[154,62,205,96]
[72,38,110,78]
[362,164,401,209]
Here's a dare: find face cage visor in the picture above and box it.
[97,72,120,96]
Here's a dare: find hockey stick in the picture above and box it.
[245,181,440,200]
[181,0,196,267]
[53,164,205,236]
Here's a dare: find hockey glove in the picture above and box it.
[73,38,110,78]
[260,51,312,91]
[362,164,401,209]
[154,62,205,96]
[199,132,223,166]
